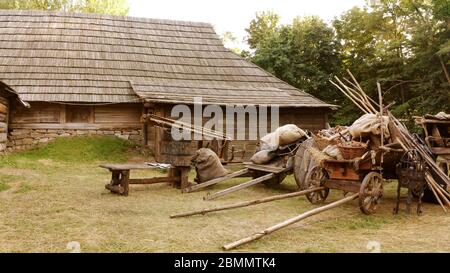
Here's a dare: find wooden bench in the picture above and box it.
[100,163,190,196]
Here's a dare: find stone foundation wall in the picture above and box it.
[6,128,143,152]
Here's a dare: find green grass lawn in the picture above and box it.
[0,136,449,253]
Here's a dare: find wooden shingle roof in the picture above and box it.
[0,10,333,108]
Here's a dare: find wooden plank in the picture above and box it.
[129,177,180,184]
[0,96,8,105]
[431,147,450,155]
[183,168,250,193]
[0,133,7,143]
[94,104,142,123]
[99,163,160,171]
[10,102,61,123]
[0,103,8,114]
[59,104,66,124]
[323,179,361,193]
[66,105,92,123]
[244,163,287,174]
[203,173,276,201]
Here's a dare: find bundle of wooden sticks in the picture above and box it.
[330,70,450,211]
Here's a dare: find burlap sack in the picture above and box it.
[322,145,344,160]
[192,148,229,183]
[250,150,277,165]
[349,114,390,139]
[261,124,307,147]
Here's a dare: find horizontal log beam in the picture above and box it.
[10,123,142,130]
[128,177,180,185]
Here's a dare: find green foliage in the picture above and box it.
[245,0,450,124]
[244,14,341,104]
[245,11,280,50]
[1,136,133,164]
[0,0,130,16]
[220,31,242,55]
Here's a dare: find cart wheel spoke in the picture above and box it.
[359,172,384,215]
[305,166,329,204]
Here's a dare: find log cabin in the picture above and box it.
[0,10,335,160]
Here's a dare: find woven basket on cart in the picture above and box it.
[337,142,368,160]
[314,136,338,151]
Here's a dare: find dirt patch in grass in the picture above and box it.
[0,136,449,253]
[0,168,38,177]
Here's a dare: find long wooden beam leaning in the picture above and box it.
[171,187,325,218]
[203,173,276,201]
[182,169,250,193]
[222,193,359,250]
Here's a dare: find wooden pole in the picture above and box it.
[377,82,384,164]
[171,187,325,218]
[222,193,359,251]
[426,174,450,206]
[183,169,250,193]
[346,69,379,112]
[331,78,372,114]
[204,173,276,201]
[329,80,369,114]
[427,178,447,212]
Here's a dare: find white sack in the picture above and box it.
[349,114,390,139]
[261,124,307,147]
[250,150,277,165]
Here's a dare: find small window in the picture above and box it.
[65,105,93,123]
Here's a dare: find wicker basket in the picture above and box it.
[337,143,367,160]
[313,136,337,151]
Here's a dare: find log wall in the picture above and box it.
[7,101,143,152]
[146,104,329,163]
[0,94,8,152]
[7,101,329,160]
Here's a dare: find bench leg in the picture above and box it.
[120,170,130,196]
[168,168,179,188]
[111,171,121,185]
[105,170,124,195]
[180,167,190,191]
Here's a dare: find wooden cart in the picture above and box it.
[299,148,401,215]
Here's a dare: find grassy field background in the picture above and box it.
[0,136,448,253]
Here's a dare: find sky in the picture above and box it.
[129,0,367,49]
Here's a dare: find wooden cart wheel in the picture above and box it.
[359,172,384,215]
[305,166,329,204]
[294,138,317,190]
